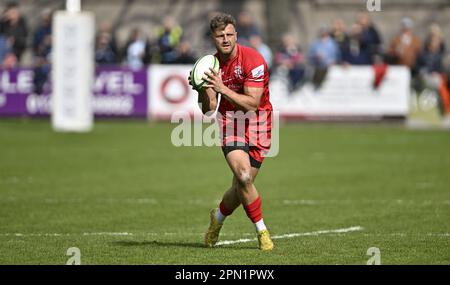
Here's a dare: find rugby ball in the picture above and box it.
[191,55,219,90]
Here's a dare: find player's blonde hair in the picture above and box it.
[210,13,236,32]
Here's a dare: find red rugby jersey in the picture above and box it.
[215,44,273,114]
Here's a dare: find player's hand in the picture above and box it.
[188,70,198,91]
[203,68,226,94]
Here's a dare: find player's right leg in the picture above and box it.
[217,176,240,221]
[213,165,260,226]
[224,149,259,204]
[224,149,274,251]
[205,177,239,248]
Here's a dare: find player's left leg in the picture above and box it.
[246,152,274,251]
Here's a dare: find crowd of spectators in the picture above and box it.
[94,15,199,68]
[272,12,448,95]
[0,2,449,98]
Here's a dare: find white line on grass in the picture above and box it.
[2,197,450,206]
[282,199,450,206]
[216,226,364,246]
[82,232,134,236]
[2,228,450,239]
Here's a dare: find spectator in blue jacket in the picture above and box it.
[308,26,340,68]
[308,26,340,89]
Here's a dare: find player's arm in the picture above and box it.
[203,68,263,112]
[188,71,218,115]
[197,87,218,115]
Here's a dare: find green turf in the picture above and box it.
[0,118,449,264]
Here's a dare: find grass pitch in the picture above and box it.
[0,119,449,264]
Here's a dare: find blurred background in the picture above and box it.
[0,0,449,125]
[2,0,450,65]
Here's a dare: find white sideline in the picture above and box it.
[3,228,450,239]
[0,227,363,239]
[2,197,450,206]
[216,226,364,246]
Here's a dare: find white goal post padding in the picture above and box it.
[51,10,95,132]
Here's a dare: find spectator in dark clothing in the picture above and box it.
[416,35,444,92]
[274,34,305,91]
[95,32,118,65]
[423,23,445,55]
[357,12,382,64]
[32,9,52,94]
[0,1,28,63]
[157,16,183,64]
[417,35,444,74]
[33,52,51,94]
[96,21,119,63]
[330,18,349,62]
[416,34,447,112]
[32,8,52,56]
[174,40,196,64]
[341,23,372,65]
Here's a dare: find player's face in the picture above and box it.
[212,24,237,56]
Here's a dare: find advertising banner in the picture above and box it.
[0,67,148,118]
[1,65,411,121]
[270,65,411,119]
[0,68,33,115]
[148,64,203,120]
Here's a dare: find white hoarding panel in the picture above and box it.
[148,65,203,120]
[270,66,410,119]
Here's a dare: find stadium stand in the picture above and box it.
[3,0,449,66]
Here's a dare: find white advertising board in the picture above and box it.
[270,65,410,119]
[148,65,203,120]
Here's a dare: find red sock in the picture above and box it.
[219,201,233,216]
[243,196,262,223]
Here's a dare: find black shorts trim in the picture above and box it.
[221,144,262,169]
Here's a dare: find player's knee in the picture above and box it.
[235,167,253,187]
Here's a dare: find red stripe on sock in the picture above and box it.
[219,201,233,216]
[243,196,262,223]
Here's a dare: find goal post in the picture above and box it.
[51,0,95,132]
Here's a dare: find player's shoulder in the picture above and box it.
[239,45,265,66]
[240,45,263,58]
